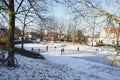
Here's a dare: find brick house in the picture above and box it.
[45,32,65,41]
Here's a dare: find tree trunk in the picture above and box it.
[7,0,15,66]
[21,35,24,49]
[21,24,25,49]
[92,27,94,46]
[116,23,120,50]
[73,26,76,43]
[59,32,62,42]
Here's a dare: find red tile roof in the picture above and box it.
[103,27,119,33]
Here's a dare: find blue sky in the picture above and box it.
[1,0,119,35]
[54,5,66,19]
[51,1,71,21]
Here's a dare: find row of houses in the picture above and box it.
[0,27,66,42]
[24,32,65,42]
[1,27,120,45]
[28,27,120,45]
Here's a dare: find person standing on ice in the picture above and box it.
[77,47,79,51]
[54,46,56,50]
[61,48,64,55]
[46,46,48,51]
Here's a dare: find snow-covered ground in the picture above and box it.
[0,43,120,80]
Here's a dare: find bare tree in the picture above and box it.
[0,0,49,66]
[16,5,38,49]
[64,0,120,47]
[77,30,87,44]
[0,0,24,66]
[66,23,73,42]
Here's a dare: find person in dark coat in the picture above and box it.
[54,46,56,50]
[61,48,64,55]
[46,46,48,51]
[77,47,79,51]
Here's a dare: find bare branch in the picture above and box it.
[0,7,10,13]
[14,0,24,14]
[1,0,9,8]
[86,1,120,24]
[16,10,29,14]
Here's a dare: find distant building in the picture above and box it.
[24,32,42,41]
[23,32,66,42]
[98,27,120,45]
[47,32,57,41]
[58,33,66,41]
[45,32,65,41]
[87,34,99,46]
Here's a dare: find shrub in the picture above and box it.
[0,37,9,43]
[14,47,44,59]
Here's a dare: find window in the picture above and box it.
[112,40,115,44]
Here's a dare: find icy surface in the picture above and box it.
[0,43,119,80]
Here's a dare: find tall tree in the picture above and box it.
[0,0,49,66]
[77,30,83,43]
[0,0,23,66]
[57,21,65,41]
